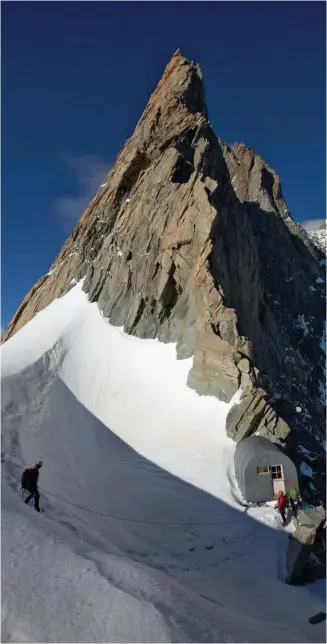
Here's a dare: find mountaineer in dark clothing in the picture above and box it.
[22,461,43,512]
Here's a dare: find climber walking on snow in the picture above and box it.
[21,461,43,512]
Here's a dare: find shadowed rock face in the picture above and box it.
[3,51,325,500]
[285,506,326,585]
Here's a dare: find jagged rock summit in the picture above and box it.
[3,51,326,498]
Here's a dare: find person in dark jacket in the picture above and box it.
[23,461,43,512]
[276,490,288,527]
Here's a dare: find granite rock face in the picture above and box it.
[2,51,325,499]
[226,389,290,444]
[285,506,326,585]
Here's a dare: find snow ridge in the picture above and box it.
[1,283,326,643]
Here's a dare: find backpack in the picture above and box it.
[289,487,298,501]
[21,469,30,491]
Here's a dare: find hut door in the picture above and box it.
[271,465,285,497]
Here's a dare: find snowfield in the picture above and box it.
[1,282,325,643]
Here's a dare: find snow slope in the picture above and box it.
[1,282,325,643]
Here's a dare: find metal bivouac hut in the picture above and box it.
[234,436,298,503]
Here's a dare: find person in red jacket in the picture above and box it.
[276,490,288,527]
[22,461,43,512]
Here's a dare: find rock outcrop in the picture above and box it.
[2,51,325,500]
[285,506,326,585]
[226,389,290,444]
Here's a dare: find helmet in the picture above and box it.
[35,461,43,469]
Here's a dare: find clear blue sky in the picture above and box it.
[2,1,326,328]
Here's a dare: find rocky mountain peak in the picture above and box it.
[140,49,208,121]
[3,52,326,501]
[113,51,208,171]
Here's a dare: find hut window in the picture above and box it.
[271,465,283,480]
[257,466,269,474]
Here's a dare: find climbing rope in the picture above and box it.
[39,485,254,527]
[3,454,255,528]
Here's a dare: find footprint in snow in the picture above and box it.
[188,545,213,553]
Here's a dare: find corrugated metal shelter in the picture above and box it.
[234,436,298,503]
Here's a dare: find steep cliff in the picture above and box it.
[3,51,325,500]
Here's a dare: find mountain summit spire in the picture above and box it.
[2,53,325,500]
[132,49,208,147]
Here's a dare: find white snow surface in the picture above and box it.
[1,283,325,643]
[46,267,57,277]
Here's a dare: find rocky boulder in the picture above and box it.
[226,389,291,444]
[285,506,326,585]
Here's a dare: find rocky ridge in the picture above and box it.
[3,51,326,501]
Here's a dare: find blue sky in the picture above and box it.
[2,1,326,329]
